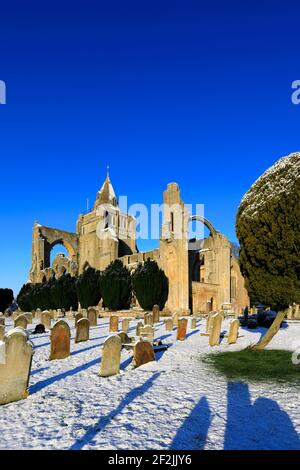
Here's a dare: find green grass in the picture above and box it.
[203,349,300,384]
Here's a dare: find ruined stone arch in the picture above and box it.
[188,215,219,238]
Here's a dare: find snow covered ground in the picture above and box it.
[0,316,300,450]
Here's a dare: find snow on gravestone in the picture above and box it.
[0,328,33,405]
[121,318,130,333]
[87,308,97,327]
[75,312,83,326]
[165,318,173,331]
[152,305,160,323]
[100,335,121,377]
[228,319,239,345]
[133,340,156,368]
[209,313,223,347]
[14,314,28,330]
[109,315,119,333]
[41,311,52,329]
[49,320,71,360]
[75,318,90,343]
[139,325,154,344]
[177,318,188,341]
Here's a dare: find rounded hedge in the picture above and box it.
[236,152,300,310]
[131,258,168,310]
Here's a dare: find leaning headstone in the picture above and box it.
[99,335,121,377]
[209,313,223,347]
[87,308,97,327]
[0,328,33,405]
[191,317,197,329]
[139,325,154,344]
[136,321,143,336]
[133,340,156,368]
[144,313,153,326]
[177,318,188,341]
[75,318,90,343]
[41,311,51,329]
[0,325,5,341]
[165,318,173,331]
[121,318,130,333]
[24,313,33,325]
[172,312,179,327]
[49,320,71,360]
[109,315,119,333]
[14,314,28,330]
[75,312,83,326]
[152,305,160,323]
[228,319,239,345]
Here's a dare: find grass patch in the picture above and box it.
[203,349,300,384]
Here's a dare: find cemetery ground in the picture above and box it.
[1,317,300,450]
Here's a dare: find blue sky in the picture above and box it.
[0,0,300,296]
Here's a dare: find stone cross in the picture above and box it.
[228,319,239,345]
[109,315,119,333]
[75,318,90,343]
[0,328,33,405]
[41,311,52,329]
[49,320,71,360]
[87,308,97,327]
[177,318,188,341]
[14,314,28,330]
[121,318,130,333]
[209,313,223,347]
[152,305,160,323]
[165,318,173,331]
[100,335,122,377]
[133,340,156,368]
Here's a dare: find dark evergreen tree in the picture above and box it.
[236,152,300,310]
[0,288,14,313]
[101,260,131,310]
[131,258,168,310]
[76,267,102,309]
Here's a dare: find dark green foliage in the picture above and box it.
[76,267,102,309]
[131,258,168,310]
[204,349,300,384]
[101,260,132,310]
[0,288,14,313]
[236,153,300,310]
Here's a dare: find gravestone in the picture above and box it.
[75,312,83,326]
[191,317,197,329]
[118,331,131,345]
[133,340,156,368]
[152,305,160,323]
[136,321,143,336]
[49,320,71,360]
[14,314,28,330]
[206,313,214,333]
[81,309,88,318]
[209,313,223,347]
[0,325,5,341]
[12,311,21,321]
[35,309,42,321]
[109,315,119,333]
[172,312,179,327]
[228,319,239,345]
[0,317,5,326]
[144,313,153,326]
[75,318,90,343]
[31,310,36,319]
[24,313,33,324]
[177,318,188,341]
[41,311,51,329]
[0,328,33,405]
[165,318,173,331]
[139,325,154,344]
[100,335,121,377]
[121,318,130,333]
[87,308,97,327]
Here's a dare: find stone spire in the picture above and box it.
[94,171,118,208]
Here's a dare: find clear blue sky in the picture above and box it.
[0,0,300,296]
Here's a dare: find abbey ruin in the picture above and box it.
[29,175,248,314]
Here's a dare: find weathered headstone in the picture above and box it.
[144,313,153,326]
[87,308,97,327]
[81,309,88,318]
[177,318,188,341]
[133,340,156,368]
[121,318,130,333]
[118,331,131,345]
[206,313,214,333]
[209,313,223,347]
[75,312,83,326]
[152,305,160,323]
[0,325,5,341]
[0,328,33,405]
[75,318,90,343]
[109,315,119,333]
[165,318,173,331]
[100,335,121,377]
[41,311,52,329]
[228,319,239,345]
[190,317,197,329]
[172,312,179,327]
[12,311,21,321]
[139,325,154,344]
[14,314,28,330]
[49,320,71,360]
[24,313,33,324]
[136,321,143,336]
